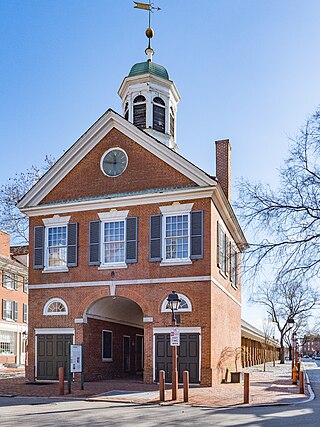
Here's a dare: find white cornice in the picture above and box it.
[17,110,215,209]
[20,187,214,217]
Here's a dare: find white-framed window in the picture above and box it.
[23,303,28,323]
[2,300,18,321]
[23,278,28,294]
[230,245,239,288]
[43,216,71,272]
[98,211,129,269]
[2,272,18,290]
[43,298,68,316]
[160,204,193,265]
[161,293,192,313]
[0,331,15,355]
[153,96,166,133]
[102,330,113,361]
[217,223,229,276]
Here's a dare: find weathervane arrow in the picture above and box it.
[134,2,161,12]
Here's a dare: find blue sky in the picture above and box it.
[1,0,320,327]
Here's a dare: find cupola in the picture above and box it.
[118,27,180,151]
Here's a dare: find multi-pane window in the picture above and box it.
[44,299,67,315]
[23,278,28,294]
[47,226,67,268]
[0,331,15,354]
[23,304,28,323]
[102,330,112,361]
[103,221,125,264]
[2,272,18,290]
[2,300,18,321]
[217,223,239,285]
[165,215,189,260]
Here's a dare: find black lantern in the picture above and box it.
[167,291,181,326]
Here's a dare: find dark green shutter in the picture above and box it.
[34,226,44,269]
[126,217,138,263]
[67,222,78,267]
[150,215,162,261]
[190,210,203,259]
[89,221,100,265]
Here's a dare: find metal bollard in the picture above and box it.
[159,370,165,402]
[183,371,189,402]
[299,371,305,394]
[244,372,249,404]
[58,367,65,395]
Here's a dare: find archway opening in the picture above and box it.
[84,296,144,381]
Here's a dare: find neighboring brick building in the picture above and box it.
[17,37,247,385]
[0,231,28,366]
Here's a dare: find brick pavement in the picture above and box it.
[0,361,309,407]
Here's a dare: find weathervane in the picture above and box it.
[134,1,161,61]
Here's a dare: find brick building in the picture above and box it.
[0,231,28,366]
[18,37,247,385]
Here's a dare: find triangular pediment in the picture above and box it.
[18,110,215,210]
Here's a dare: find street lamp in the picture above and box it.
[167,291,181,400]
[287,317,295,374]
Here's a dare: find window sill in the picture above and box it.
[102,358,113,362]
[42,267,69,274]
[160,259,192,267]
[98,263,127,270]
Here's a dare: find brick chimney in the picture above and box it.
[0,230,10,258]
[215,139,231,201]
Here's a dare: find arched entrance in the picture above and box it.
[83,296,144,381]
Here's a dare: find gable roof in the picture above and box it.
[17,109,216,209]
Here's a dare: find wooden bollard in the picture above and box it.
[183,370,189,402]
[244,372,249,404]
[159,370,165,402]
[58,367,65,395]
[299,371,305,394]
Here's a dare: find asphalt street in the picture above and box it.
[0,360,319,427]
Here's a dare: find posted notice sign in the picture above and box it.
[70,344,83,373]
[170,328,180,346]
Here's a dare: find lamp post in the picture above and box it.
[287,317,295,374]
[167,291,181,401]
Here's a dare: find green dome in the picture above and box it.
[128,61,169,80]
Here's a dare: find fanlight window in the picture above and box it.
[161,293,192,313]
[133,95,146,129]
[153,97,165,133]
[43,298,68,316]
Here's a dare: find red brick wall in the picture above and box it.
[0,231,10,258]
[215,139,231,201]
[83,317,143,381]
[0,271,28,324]
[42,128,195,204]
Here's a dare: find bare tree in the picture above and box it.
[0,156,55,244]
[236,108,320,283]
[252,280,318,363]
[262,319,276,371]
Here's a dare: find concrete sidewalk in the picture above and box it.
[0,361,309,407]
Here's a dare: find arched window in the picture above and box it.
[43,298,68,316]
[133,95,146,129]
[153,97,165,133]
[161,293,192,313]
[124,102,129,121]
[170,107,175,137]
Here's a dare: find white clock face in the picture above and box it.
[101,148,128,177]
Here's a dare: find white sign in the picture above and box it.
[170,328,180,346]
[70,344,83,373]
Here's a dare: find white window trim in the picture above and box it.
[98,210,129,269]
[160,203,193,266]
[161,293,192,313]
[102,329,113,362]
[42,215,71,273]
[43,298,68,316]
